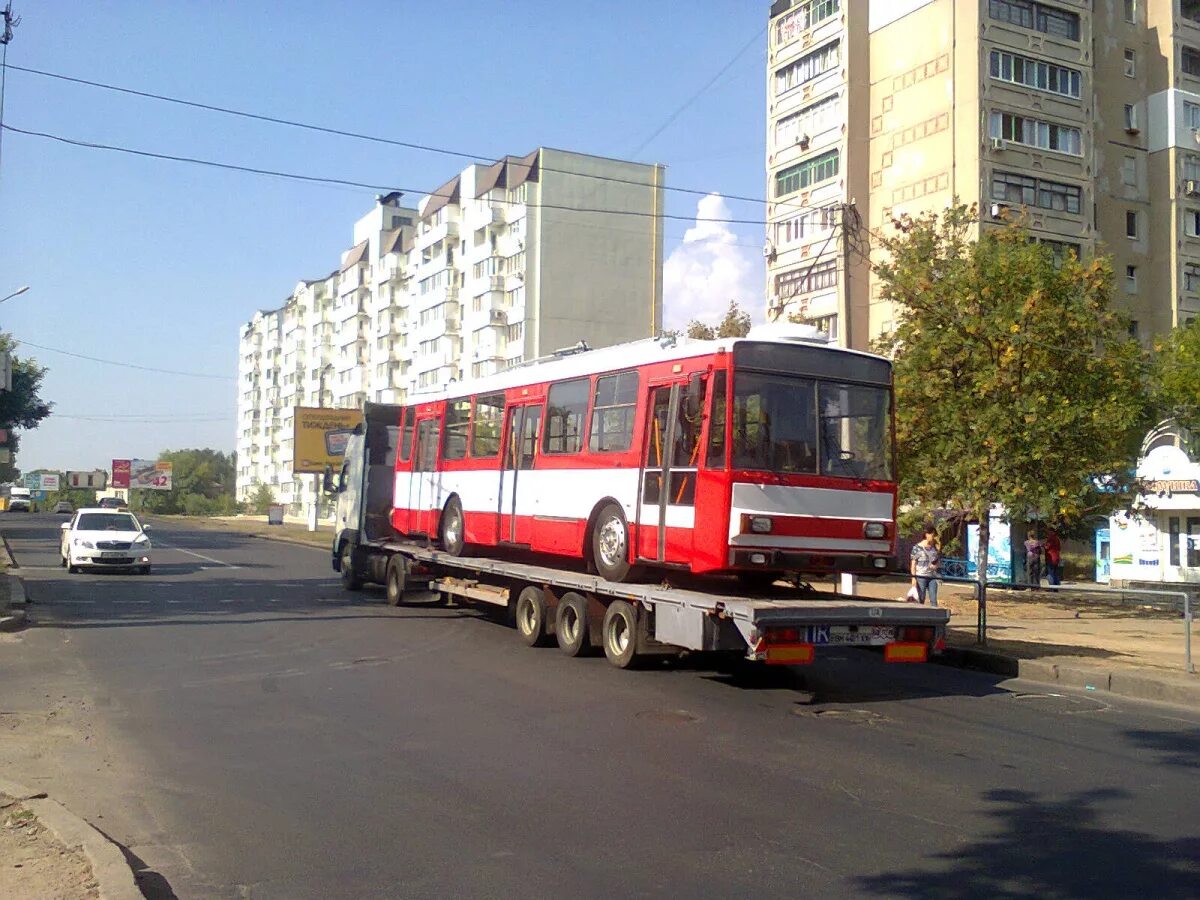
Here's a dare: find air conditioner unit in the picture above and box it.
[513,272,524,282]
[1187,180,1200,197]
[516,238,525,250]
[990,137,1007,152]
[763,240,777,260]
[990,202,1008,220]
[797,134,811,150]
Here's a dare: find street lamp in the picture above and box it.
[0,286,29,304]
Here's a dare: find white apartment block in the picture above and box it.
[236,149,665,514]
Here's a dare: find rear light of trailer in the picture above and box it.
[884,642,928,663]
[757,628,815,665]
[897,626,934,643]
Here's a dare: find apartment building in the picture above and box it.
[766,0,1200,349]
[236,149,665,513]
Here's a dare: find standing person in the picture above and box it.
[910,523,941,606]
[1024,530,1043,588]
[1044,528,1063,587]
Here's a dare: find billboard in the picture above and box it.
[130,459,173,490]
[293,407,361,474]
[67,470,108,490]
[40,473,60,492]
[111,459,131,489]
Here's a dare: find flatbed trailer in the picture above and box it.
[339,538,950,670]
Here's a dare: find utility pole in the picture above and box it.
[839,201,856,350]
[0,3,20,185]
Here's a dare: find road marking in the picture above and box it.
[153,541,241,569]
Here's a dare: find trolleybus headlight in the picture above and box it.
[872,557,888,569]
[863,522,887,539]
[748,516,773,534]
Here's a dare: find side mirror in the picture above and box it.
[685,373,705,420]
[142,524,153,533]
[60,522,70,531]
[322,465,337,495]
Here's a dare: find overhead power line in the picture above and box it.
[1,123,786,225]
[7,61,811,215]
[14,338,235,379]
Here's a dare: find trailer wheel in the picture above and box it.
[591,502,632,582]
[340,543,363,592]
[385,555,408,606]
[602,600,642,669]
[515,586,551,647]
[555,591,591,657]
[439,497,465,557]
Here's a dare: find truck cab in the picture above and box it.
[330,403,402,587]
[8,486,32,512]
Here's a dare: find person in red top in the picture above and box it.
[1044,528,1063,587]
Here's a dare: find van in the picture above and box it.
[8,487,31,512]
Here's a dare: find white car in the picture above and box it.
[60,508,153,574]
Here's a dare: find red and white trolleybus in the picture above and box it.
[389,327,897,584]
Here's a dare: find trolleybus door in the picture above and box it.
[498,403,541,544]
[407,414,441,537]
[638,380,700,563]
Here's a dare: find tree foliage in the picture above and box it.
[686,300,752,340]
[137,449,239,516]
[0,335,52,483]
[1151,320,1200,435]
[248,483,277,516]
[874,204,1151,530]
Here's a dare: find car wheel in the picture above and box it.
[67,563,78,574]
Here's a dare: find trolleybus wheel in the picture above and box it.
[591,503,632,582]
[385,555,408,606]
[736,571,780,593]
[340,543,363,592]
[555,591,591,657]
[515,585,551,647]
[602,600,642,669]
[439,497,465,557]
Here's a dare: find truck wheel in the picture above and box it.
[385,556,408,606]
[439,498,465,557]
[515,586,551,647]
[340,543,363,592]
[602,600,643,669]
[555,591,591,657]
[591,503,632,582]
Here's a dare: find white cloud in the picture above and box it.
[663,193,762,330]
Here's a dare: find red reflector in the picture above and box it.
[899,626,934,643]
[884,642,928,663]
[766,627,800,643]
[765,643,815,666]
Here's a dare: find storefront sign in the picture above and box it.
[1143,479,1200,494]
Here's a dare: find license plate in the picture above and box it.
[100,551,125,559]
[804,625,895,646]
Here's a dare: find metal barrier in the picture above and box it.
[941,557,1012,583]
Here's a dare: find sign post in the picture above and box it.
[292,407,360,532]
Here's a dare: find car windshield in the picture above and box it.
[731,371,893,480]
[76,513,140,531]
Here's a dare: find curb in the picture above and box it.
[0,531,15,567]
[937,646,1200,707]
[0,777,141,900]
[0,573,28,631]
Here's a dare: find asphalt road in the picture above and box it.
[2,512,1199,899]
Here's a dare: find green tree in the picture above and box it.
[686,299,753,340]
[873,204,1151,642]
[248,483,276,516]
[1151,321,1200,434]
[0,335,52,483]
[138,449,238,516]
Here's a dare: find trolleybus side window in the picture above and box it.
[398,407,416,463]
[817,382,893,480]
[443,399,471,460]
[544,378,589,454]
[706,370,728,470]
[471,393,506,458]
[589,370,639,453]
[732,372,818,474]
[415,419,440,472]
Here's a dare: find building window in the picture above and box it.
[992,171,1081,213]
[774,95,840,148]
[1186,209,1200,237]
[1124,49,1136,77]
[774,205,838,245]
[507,322,524,345]
[1122,156,1137,186]
[988,1,1080,41]
[1124,104,1138,131]
[1124,0,1137,23]
[1126,210,1138,238]
[589,370,639,453]
[1126,266,1138,293]
[774,150,840,197]
[1185,49,1200,81]
[1186,0,1200,24]
[774,0,840,47]
[774,40,840,96]
[1186,101,1200,130]
[775,259,838,298]
[1185,263,1200,292]
[988,50,1081,98]
[989,111,1082,155]
[544,378,589,455]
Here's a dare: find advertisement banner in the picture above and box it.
[130,459,174,490]
[40,474,60,492]
[292,407,361,474]
[112,459,131,489]
[67,471,108,490]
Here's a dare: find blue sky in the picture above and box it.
[0,0,769,472]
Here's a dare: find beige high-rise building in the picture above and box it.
[766,0,1200,349]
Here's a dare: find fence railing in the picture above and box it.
[941,557,1012,583]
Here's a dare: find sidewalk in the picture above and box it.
[838,576,1199,706]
